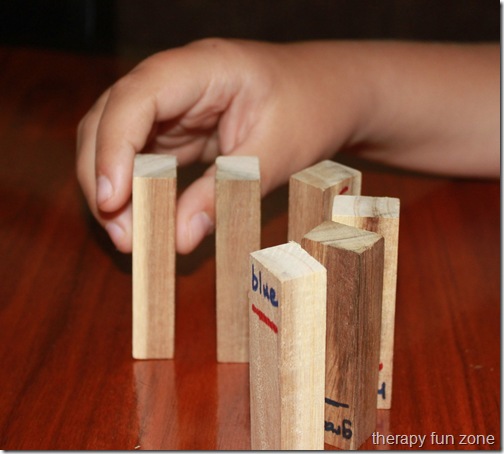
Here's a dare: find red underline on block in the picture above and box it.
[251,304,278,334]
[339,186,349,194]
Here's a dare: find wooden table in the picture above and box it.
[0,46,500,450]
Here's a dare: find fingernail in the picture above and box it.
[97,175,113,207]
[189,212,214,245]
[105,221,124,246]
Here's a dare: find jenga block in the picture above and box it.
[288,160,361,243]
[249,242,326,450]
[132,154,177,359]
[301,221,384,450]
[216,156,261,363]
[332,195,400,409]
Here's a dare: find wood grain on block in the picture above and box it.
[332,195,400,409]
[249,242,326,450]
[301,221,384,450]
[288,160,361,243]
[132,154,177,359]
[216,156,261,363]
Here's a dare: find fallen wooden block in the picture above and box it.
[249,242,326,450]
[132,154,177,359]
[288,160,361,243]
[216,156,261,363]
[302,221,384,450]
[332,195,400,409]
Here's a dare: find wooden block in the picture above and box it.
[216,156,261,363]
[132,154,177,359]
[332,195,400,409]
[301,221,384,450]
[249,242,326,450]
[288,160,361,243]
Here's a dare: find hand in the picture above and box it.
[77,38,498,255]
[76,38,366,254]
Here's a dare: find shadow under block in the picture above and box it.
[216,156,261,363]
[132,154,177,359]
[332,195,400,409]
[249,242,327,450]
[288,160,362,243]
[301,221,384,450]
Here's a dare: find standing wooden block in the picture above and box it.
[132,154,177,359]
[301,221,384,450]
[288,160,361,243]
[332,195,400,409]
[216,156,261,363]
[249,242,326,450]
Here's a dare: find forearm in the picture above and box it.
[283,40,500,178]
[361,41,499,177]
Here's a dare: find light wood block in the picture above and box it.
[301,221,384,450]
[332,195,400,409]
[249,242,326,450]
[132,154,177,359]
[216,156,261,363]
[288,160,361,243]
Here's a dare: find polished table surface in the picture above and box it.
[0,46,500,450]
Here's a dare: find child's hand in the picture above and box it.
[77,38,498,254]
[76,39,367,254]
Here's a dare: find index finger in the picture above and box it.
[94,45,218,213]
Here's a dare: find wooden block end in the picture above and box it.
[332,195,400,219]
[250,241,326,282]
[290,160,361,189]
[303,220,384,253]
[133,154,177,178]
[216,156,260,181]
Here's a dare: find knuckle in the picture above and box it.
[187,37,242,60]
[108,73,136,99]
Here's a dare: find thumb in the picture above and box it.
[176,131,296,254]
[176,145,270,255]
[176,171,216,254]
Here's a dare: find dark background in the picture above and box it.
[0,0,499,58]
